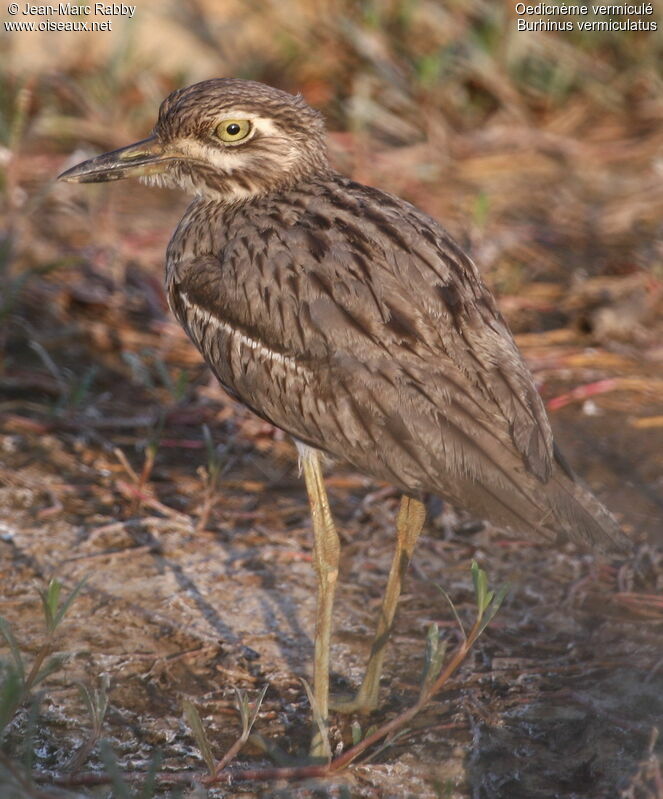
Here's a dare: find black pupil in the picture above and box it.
[226,123,241,136]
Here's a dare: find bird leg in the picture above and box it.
[299,446,341,756]
[331,495,426,714]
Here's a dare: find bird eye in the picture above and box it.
[215,119,251,143]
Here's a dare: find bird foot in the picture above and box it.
[309,729,330,760]
[328,688,379,715]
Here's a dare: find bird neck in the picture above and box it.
[193,161,333,207]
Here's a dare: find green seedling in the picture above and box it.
[65,674,110,773]
[122,350,156,389]
[420,622,447,695]
[184,684,268,781]
[0,576,87,725]
[67,364,98,411]
[471,560,509,635]
[182,699,215,777]
[214,685,269,773]
[25,340,97,414]
[153,356,190,404]
[0,576,88,794]
[196,424,231,531]
[39,577,87,636]
[319,562,509,774]
[0,662,23,738]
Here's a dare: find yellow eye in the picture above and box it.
[215,119,251,143]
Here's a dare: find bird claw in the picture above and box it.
[328,689,378,715]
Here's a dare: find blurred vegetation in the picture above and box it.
[1,0,661,314]
[0,1,660,427]
[0,1,662,796]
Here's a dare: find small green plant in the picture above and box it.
[153,356,190,404]
[182,700,216,778]
[0,577,88,794]
[66,364,98,411]
[0,577,87,734]
[0,564,505,792]
[121,350,190,404]
[0,573,172,796]
[65,675,110,773]
[319,561,508,772]
[196,424,231,531]
[0,578,85,737]
[184,684,268,780]
[194,561,508,786]
[22,338,97,415]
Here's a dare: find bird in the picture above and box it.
[58,78,629,754]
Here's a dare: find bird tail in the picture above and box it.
[547,471,631,552]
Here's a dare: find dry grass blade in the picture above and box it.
[182,699,216,777]
[437,585,467,642]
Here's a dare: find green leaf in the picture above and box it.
[0,617,25,682]
[436,585,466,640]
[351,720,362,746]
[477,582,510,636]
[202,424,215,464]
[39,579,61,632]
[77,675,110,732]
[182,699,215,776]
[234,687,250,734]
[0,665,24,734]
[77,681,94,719]
[202,423,225,481]
[233,685,267,741]
[471,560,480,594]
[146,411,165,455]
[471,561,491,616]
[21,691,41,772]
[421,623,447,692]
[53,577,88,630]
[245,685,268,739]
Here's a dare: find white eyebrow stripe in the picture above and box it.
[180,291,306,373]
[172,116,298,176]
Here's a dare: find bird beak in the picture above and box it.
[57,135,170,183]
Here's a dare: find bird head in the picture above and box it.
[58,79,329,201]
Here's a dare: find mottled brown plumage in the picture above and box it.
[133,78,624,551]
[59,79,629,735]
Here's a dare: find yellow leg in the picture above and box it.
[299,446,340,757]
[332,495,426,714]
